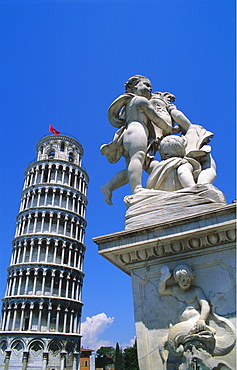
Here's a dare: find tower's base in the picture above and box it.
[94,203,236,370]
[0,333,80,370]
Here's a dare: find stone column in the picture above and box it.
[72,278,76,300]
[29,240,34,262]
[63,215,68,236]
[28,303,34,330]
[30,192,35,208]
[47,304,52,332]
[56,306,60,332]
[55,166,59,183]
[66,276,70,298]
[11,273,17,296]
[41,271,46,295]
[22,352,29,370]
[1,308,7,330]
[52,188,56,205]
[21,216,26,236]
[66,191,70,209]
[4,351,11,370]
[73,312,78,333]
[17,273,23,295]
[69,310,74,333]
[42,352,48,370]
[59,190,63,208]
[47,166,52,183]
[61,244,66,265]
[37,303,43,331]
[62,167,65,184]
[26,214,32,234]
[19,304,25,331]
[50,272,55,296]
[60,351,67,370]
[72,194,76,212]
[63,309,68,333]
[45,240,50,262]
[44,188,48,206]
[73,352,79,370]
[5,308,11,331]
[32,270,37,295]
[24,271,30,294]
[6,276,12,296]
[22,241,27,263]
[56,213,61,234]
[49,212,53,233]
[40,212,45,233]
[33,212,38,233]
[37,189,41,207]
[58,273,63,296]
[10,247,15,266]
[37,239,41,262]
[11,304,17,330]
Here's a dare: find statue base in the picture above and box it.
[94,203,236,370]
[124,184,226,230]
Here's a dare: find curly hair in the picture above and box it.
[124,75,151,93]
[159,135,187,160]
[173,264,194,283]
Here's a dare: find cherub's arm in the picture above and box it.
[193,287,211,331]
[138,98,173,135]
[197,287,210,320]
[197,153,217,184]
[167,105,192,134]
[158,266,174,296]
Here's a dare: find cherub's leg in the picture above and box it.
[127,150,146,193]
[101,169,128,205]
[123,125,147,193]
[177,163,195,188]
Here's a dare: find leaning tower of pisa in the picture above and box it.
[0,134,89,370]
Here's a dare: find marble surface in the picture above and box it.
[94,204,236,370]
[124,183,226,230]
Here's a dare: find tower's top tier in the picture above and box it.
[36,134,84,166]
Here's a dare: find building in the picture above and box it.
[80,348,94,370]
[0,134,89,369]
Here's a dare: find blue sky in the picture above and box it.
[0,0,235,350]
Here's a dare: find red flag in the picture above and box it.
[49,124,60,135]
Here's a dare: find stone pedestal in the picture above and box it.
[94,203,236,370]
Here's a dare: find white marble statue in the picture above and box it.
[146,93,217,191]
[146,135,201,191]
[101,76,217,205]
[100,75,178,205]
[158,265,213,333]
[158,265,236,369]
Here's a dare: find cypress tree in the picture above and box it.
[114,342,124,370]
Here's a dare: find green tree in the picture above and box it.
[95,346,115,370]
[96,346,115,358]
[114,342,124,370]
[123,341,139,370]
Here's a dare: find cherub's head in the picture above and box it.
[173,264,194,291]
[159,135,187,160]
[124,75,152,99]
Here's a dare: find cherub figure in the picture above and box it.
[146,135,201,191]
[158,265,211,332]
[158,265,236,368]
[147,93,217,190]
[100,75,177,205]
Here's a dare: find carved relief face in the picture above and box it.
[133,79,152,99]
[177,274,192,290]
